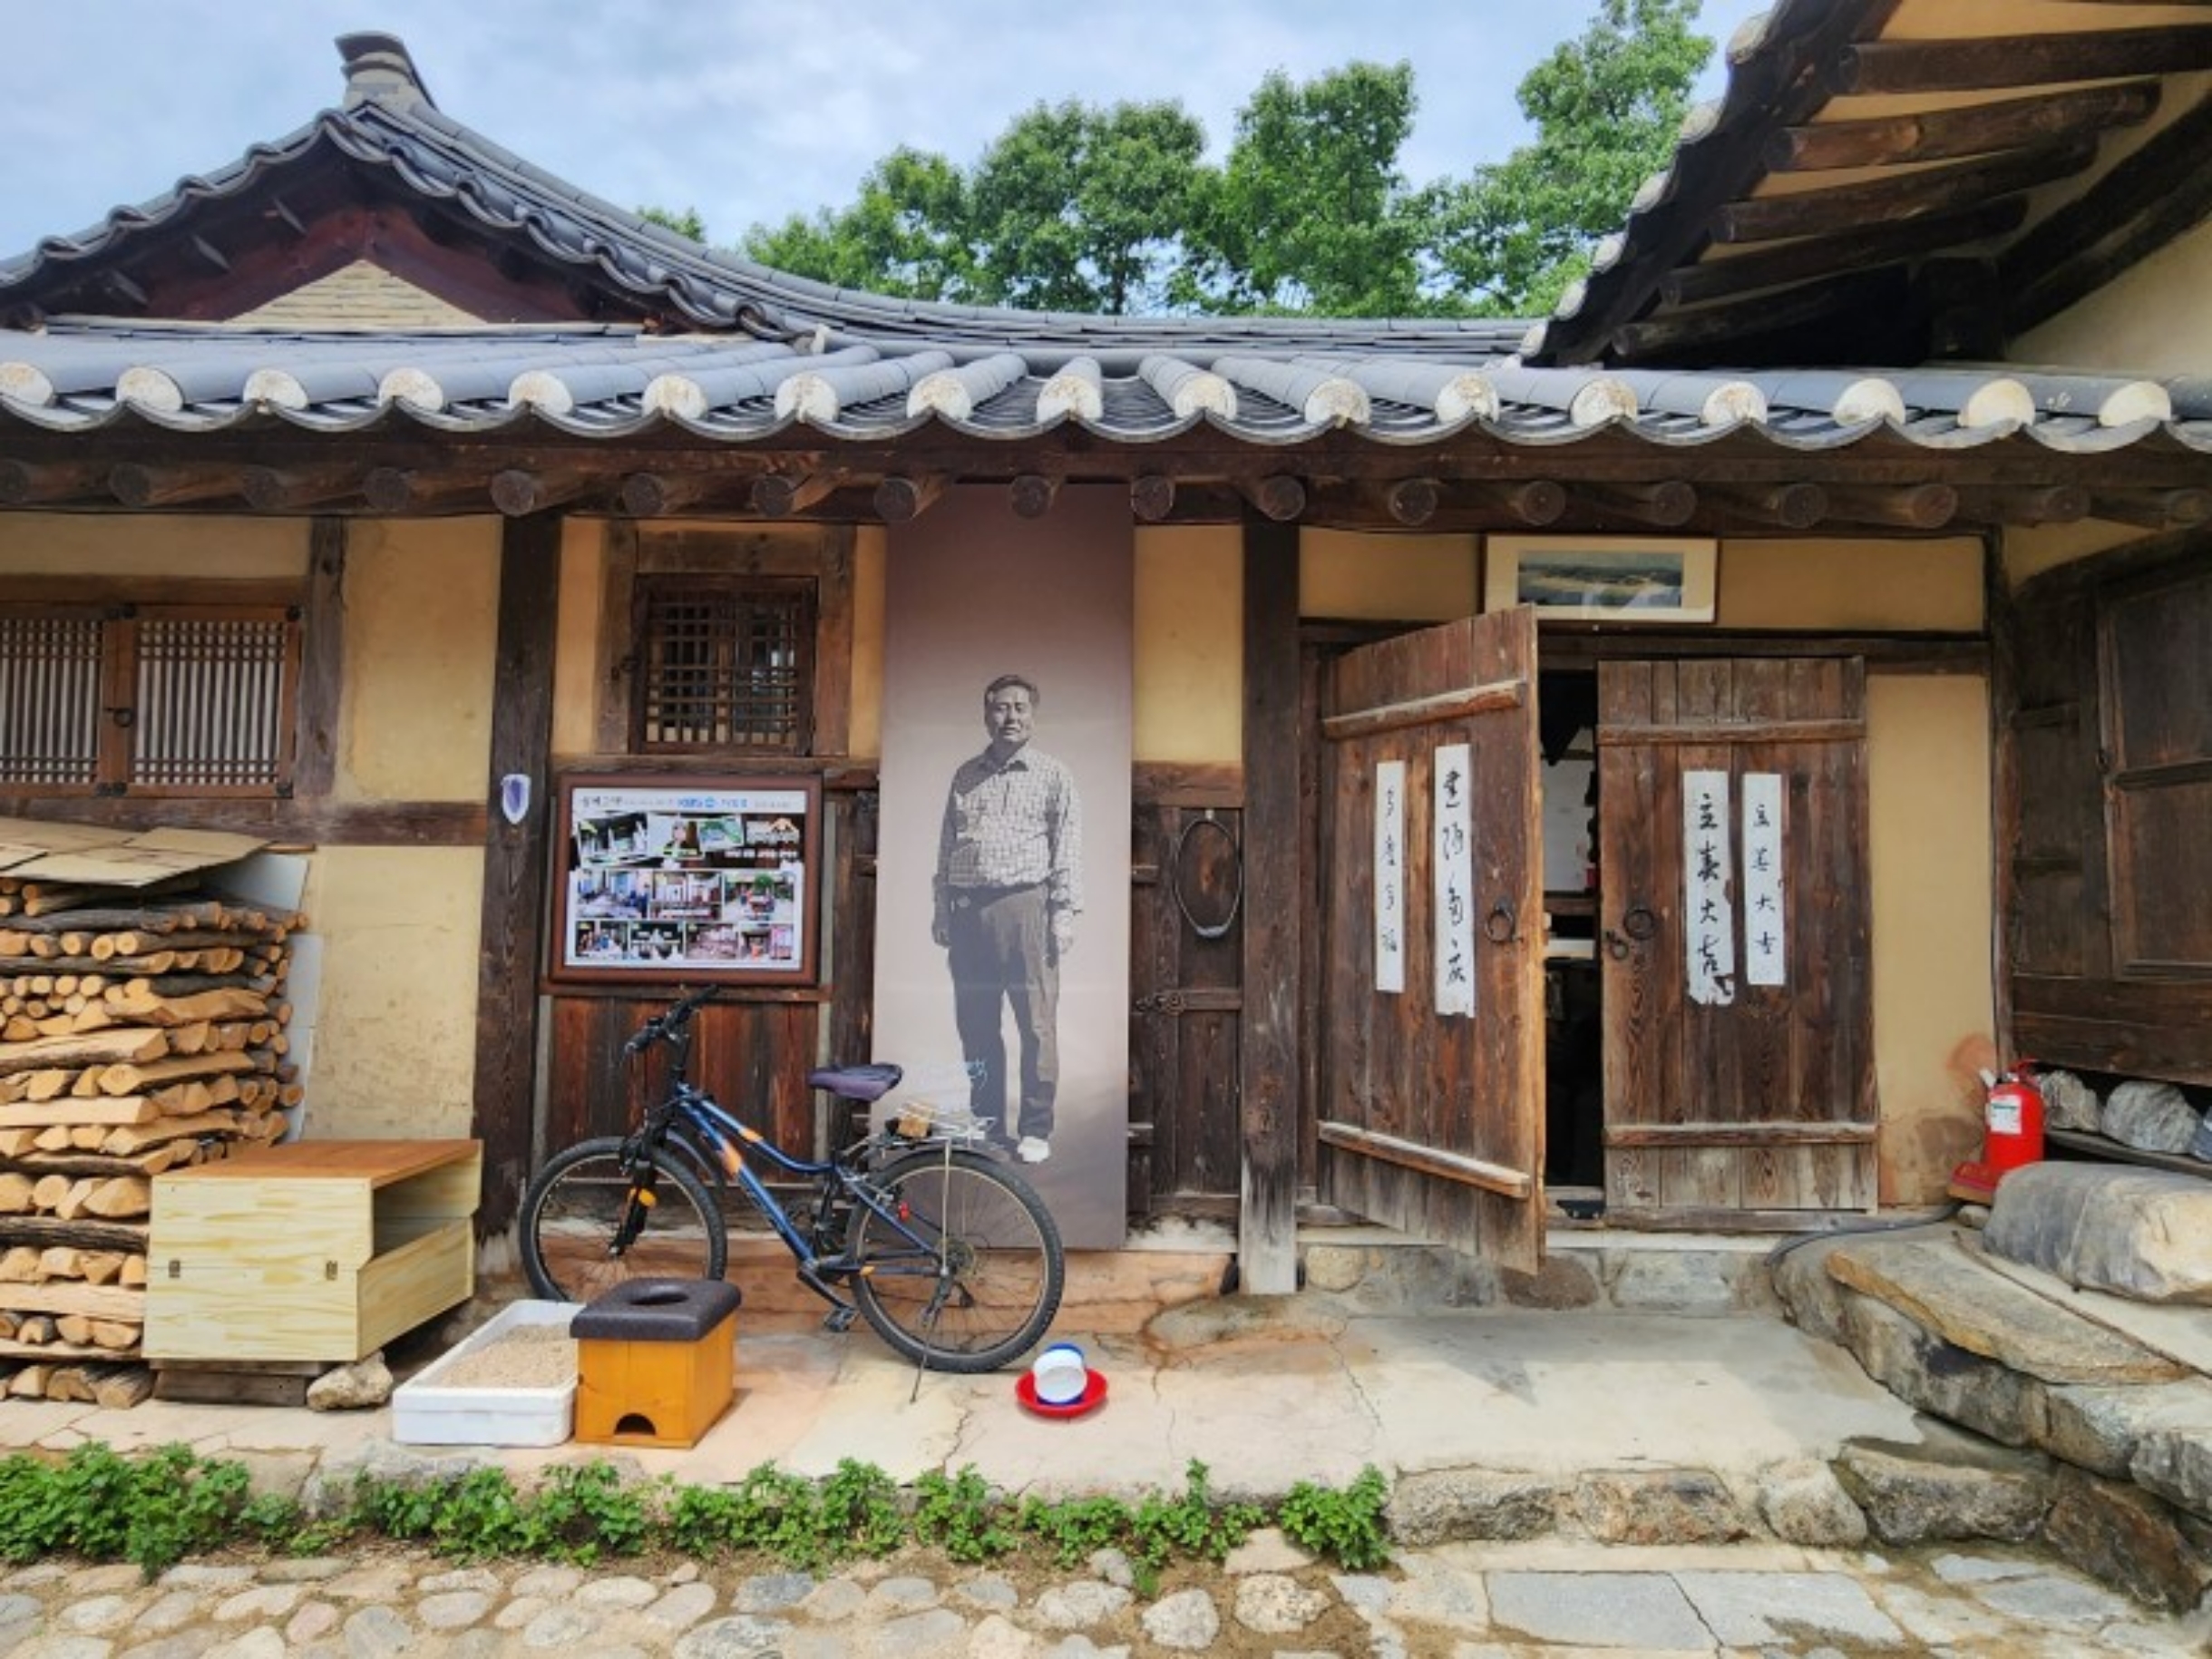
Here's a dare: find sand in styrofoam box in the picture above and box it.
[392,1300,577,1446]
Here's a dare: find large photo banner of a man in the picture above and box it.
[875,486,1131,1247]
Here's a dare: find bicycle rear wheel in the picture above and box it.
[848,1147,1064,1372]
[520,1137,726,1303]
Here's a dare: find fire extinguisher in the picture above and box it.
[1947,1059,2046,1204]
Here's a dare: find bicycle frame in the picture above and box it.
[628,1021,954,1318]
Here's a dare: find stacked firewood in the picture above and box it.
[0,873,303,1407]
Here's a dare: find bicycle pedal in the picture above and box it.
[822,1306,857,1334]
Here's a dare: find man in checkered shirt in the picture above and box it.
[933,673,1082,1164]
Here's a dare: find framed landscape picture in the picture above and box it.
[1485,536,1719,623]
[550,773,821,987]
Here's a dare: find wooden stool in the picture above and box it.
[572,1278,742,1449]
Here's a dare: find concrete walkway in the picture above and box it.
[6,1301,1922,1501]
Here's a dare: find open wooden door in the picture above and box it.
[1597,659,1876,1219]
[1316,609,1545,1271]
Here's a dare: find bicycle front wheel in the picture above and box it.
[520,1137,726,1303]
[849,1147,1064,1372]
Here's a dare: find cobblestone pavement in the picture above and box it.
[0,1530,2204,1658]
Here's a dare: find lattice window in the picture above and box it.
[0,601,302,796]
[631,577,814,753]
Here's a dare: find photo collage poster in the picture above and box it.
[561,781,812,978]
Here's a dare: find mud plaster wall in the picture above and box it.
[1868,675,1995,1203]
[0,512,306,579]
[336,517,499,802]
[1136,526,1242,765]
[302,517,499,1137]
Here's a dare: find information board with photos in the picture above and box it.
[551,775,820,985]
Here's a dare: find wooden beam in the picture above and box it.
[1713,139,2095,246]
[1829,26,2212,95]
[751,471,844,517]
[1577,480,1697,529]
[107,464,241,509]
[2090,488,2212,530]
[1463,479,1567,527]
[1713,482,1827,531]
[873,473,945,522]
[1239,512,1300,1296]
[471,512,560,1238]
[1240,474,1307,523]
[0,795,485,844]
[1131,473,1177,523]
[239,465,360,512]
[0,462,106,506]
[618,472,733,517]
[1951,484,2088,527]
[1661,200,2025,308]
[1603,1121,1876,1147]
[490,468,596,518]
[1376,477,1440,527]
[1320,677,1525,743]
[361,467,486,514]
[1317,1120,1535,1200]
[1613,270,1900,360]
[1768,80,2159,171]
[2002,94,2212,335]
[1009,473,1060,520]
[1824,483,1958,531]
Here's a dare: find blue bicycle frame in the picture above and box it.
[638,1077,950,1319]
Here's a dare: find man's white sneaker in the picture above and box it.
[1017,1136,1052,1164]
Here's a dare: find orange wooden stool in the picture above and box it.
[572,1278,741,1449]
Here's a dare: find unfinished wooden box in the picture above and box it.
[144,1138,481,1363]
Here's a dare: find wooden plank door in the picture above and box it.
[1597,659,1876,1218]
[1316,609,1545,1271]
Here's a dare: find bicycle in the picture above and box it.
[517,986,1066,1374]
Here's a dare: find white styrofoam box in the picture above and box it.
[391,1300,577,1447]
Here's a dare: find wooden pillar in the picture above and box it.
[291,519,347,798]
[471,512,561,1237]
[1239,513,1301,1294]
[1983,531,2019,1069]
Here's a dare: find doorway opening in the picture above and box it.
[1539,669,1604,1195]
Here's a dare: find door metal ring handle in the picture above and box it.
[1484,900,1517,944]
[1603,929,1630,961]
[1622,904,1658,942]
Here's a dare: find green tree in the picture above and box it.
[1436,0,1711,316]
[966,101,1206,314]
[1183,62,1438,317]
[739,148,976,301]
[638,205,707,242]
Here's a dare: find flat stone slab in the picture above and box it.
[1825,1235,2187,1386]
[1486,1571,1711,1650]
[1674,1569,1905,1647]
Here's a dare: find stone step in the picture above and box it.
[1823,1234,2187,1386]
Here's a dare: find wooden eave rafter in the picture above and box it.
[1566,13,2212,370]
[0,425,2205,537]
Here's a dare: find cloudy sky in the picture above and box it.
[0,0,1773,258]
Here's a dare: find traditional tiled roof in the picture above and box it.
[1,316,2207,461]
[0,29,2208,478]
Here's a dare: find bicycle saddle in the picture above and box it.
[807,1062,903,1102]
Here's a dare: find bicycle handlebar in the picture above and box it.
[621,984,719,1056]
